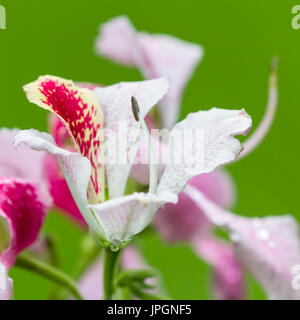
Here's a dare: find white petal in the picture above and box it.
[14,129,105,240]
[232,215,300,300]
[157,108,252,196]
[185,185,300,300]
[96,15,204,129]
[137,33,203,129]
[95,15,139,66]
[90,192,177,245]
[93,78,169,199]
[0,262,13,300]
[0,128,46,185]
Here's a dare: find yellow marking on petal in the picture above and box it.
[24,75,105,204]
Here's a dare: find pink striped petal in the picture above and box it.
[96,15,203,129]
[24,75,105,204]
[157,108,252,196]
[185,185,300,300]
[0,262,13,300]
[0,177,51,269]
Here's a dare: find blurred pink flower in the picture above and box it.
[155,170,245,299]
[185,185,300,300]
[0,129,52,268]
[0,129,52,299]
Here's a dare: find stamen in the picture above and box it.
[269,56,279,88]
[131,96,140,122]
[131,96,158,194]
[238,57,278,159]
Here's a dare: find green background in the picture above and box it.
[0,0,299,299]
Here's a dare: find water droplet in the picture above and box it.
[257,228,270,242]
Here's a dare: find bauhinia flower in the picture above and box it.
[14,75,252,250]
[14,75,169,247]
[95,17,279,299]
[0,129,52,299]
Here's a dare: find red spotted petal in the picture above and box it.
[0,177,51,269]
[24,75,105,204]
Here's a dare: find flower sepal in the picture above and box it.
[91,231,130,252]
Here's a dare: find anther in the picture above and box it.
[131,96,140,122]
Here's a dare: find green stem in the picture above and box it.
[103,248,121,300]
[16,252,83,300]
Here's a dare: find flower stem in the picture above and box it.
[103,248,121,300]
[16,252,83,300]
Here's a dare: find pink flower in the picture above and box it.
[16,75,251,250]
[155,169,245,299]
[0,129,52,299]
